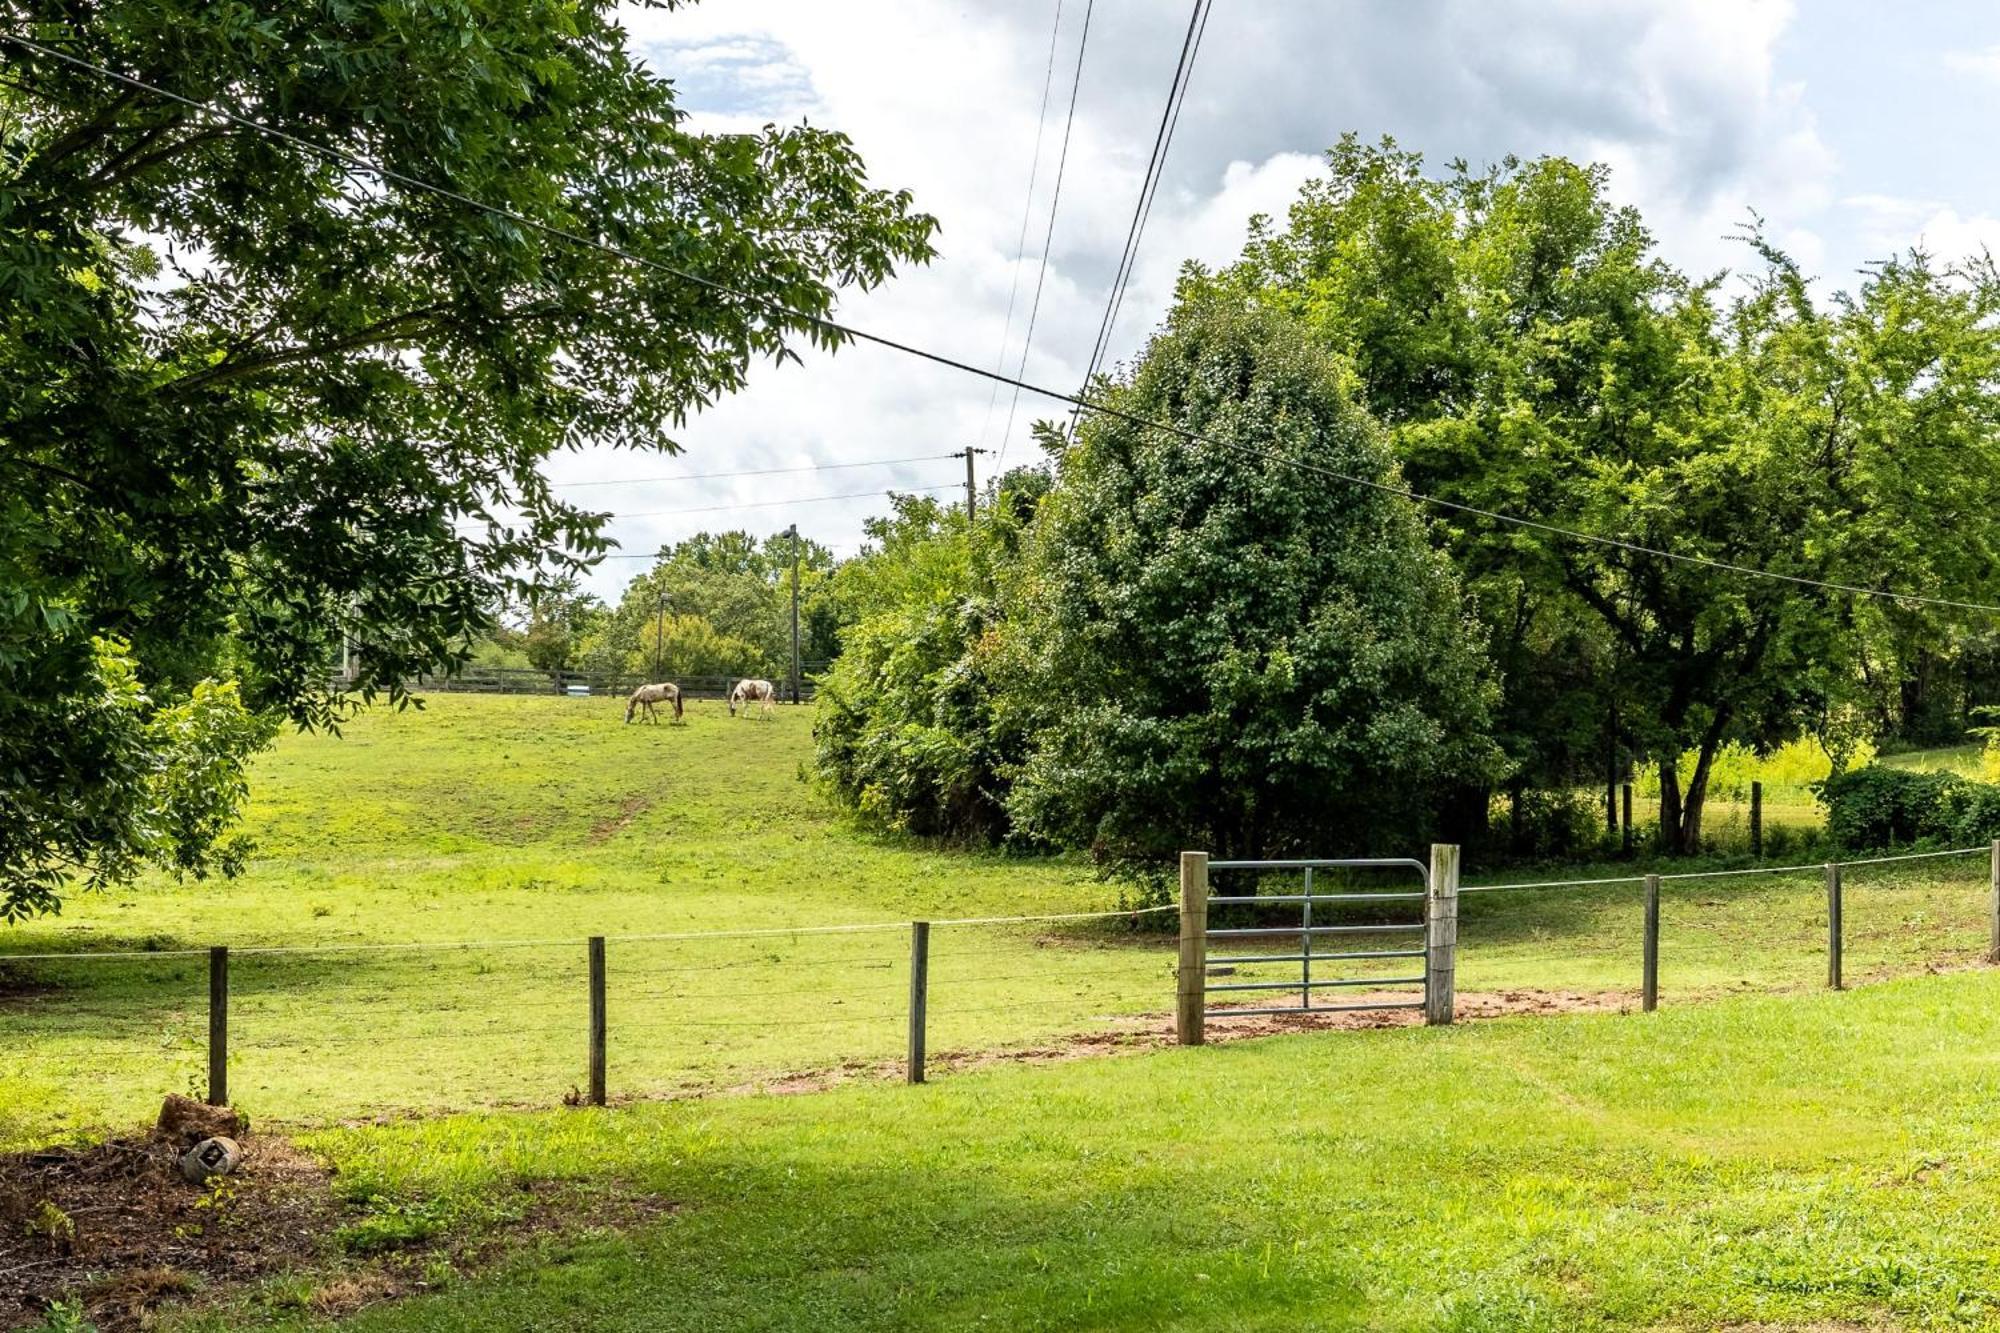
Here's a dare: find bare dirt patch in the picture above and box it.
[585,794,653,845]
[0,1131,336,1330]
[711,987,1635,1098]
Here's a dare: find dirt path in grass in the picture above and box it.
[725,986,1637,1097]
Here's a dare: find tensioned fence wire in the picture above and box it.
[1458,844,1988,893]
[0,904,1182,1125]
[1456,844,1993,999]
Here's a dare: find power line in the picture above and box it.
[976,0,1066,455]
[1099,0,1210,359]
[612,482,958,520]
[994,0,1094,470]
[14,34,2000,616]
[1080,0,1210,401]
[548,452,960,489]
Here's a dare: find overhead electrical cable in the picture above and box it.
[604,482,959,520]
[993,0,1094,469]
[1079,0,1209,406]
[975,0,1067,454]
[547,452,960,489]
[1098,0,1210,355]
[15,34,2000,613]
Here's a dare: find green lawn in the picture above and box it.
[5,693,1995,1151]
[169,969,2000,1332]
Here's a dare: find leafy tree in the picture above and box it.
[1004,291,1502,863]
[1225,138,2000,851]
[633,612,763,679]
[0,1,935,915]
[517,581,607,677]
[586,528,837,679]
[813,482,1039,840]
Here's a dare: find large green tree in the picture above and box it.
[813,473,1047,841]
[1227,138,2000,851]
[0,1,934,916]
[1004,291,1501,863]
[584,528,838,680]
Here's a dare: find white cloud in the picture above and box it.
[1943,44,2000,79]
[565,0,1842,599]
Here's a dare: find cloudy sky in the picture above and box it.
[566,0,2000,598]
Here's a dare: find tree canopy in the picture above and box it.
[1004,291,1501,863]
[1221,137,2000,851]
[0,1,934,916]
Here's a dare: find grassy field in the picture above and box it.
[159,968,2000,1332]
[4,695,1996,1153]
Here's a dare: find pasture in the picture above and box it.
[181,969,2000,1331]
[5,693,1996,1153]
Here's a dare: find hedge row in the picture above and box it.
[1816,765,2000,851]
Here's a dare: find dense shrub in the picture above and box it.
[1491,788,1603,860]
[1003,293,1501,864]
[1815,765,1994,850]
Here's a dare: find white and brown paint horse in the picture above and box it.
[728,677,777,719]
[624,681,683,724]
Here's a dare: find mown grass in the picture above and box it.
[168,969,2000,1331]
[4,694,1994,1152]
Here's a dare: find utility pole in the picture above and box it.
[651,589,667,682]
[958,447,989,523]
[786,524,802,705]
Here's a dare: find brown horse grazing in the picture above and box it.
[728,677,777,719]
[624,682,683,724]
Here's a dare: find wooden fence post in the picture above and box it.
[1176,853,1208,1046]
[1642,875,1660,1013]
[907,921,930,1084]
[1750,781,1763,857]
[1621,784,1634,855]
[1989,841,1999,965]
[1826,863,1843,991]
[207,946,228,1107]
[1425,844,1459,1026]
[588,936,607,1106]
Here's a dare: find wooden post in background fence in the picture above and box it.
[1425,844,1459,1026]
[1750,781,1763,857]
[588,936,606,1107]
[1177,853,1208,1046]
[1826,864,1843,990]
[907,920,930,1084]
[1989,841,2000,965]
[1622,784,1634,856]
[1642,875,1660,1012]
[207,946,228,1107]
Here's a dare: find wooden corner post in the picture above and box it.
[1750,781,1763,857]
[1176,852,1208,1046]
[1642,874,1661,1012]
[907,920,930,1084]
[1425,844,1459,1026]
[1989,841,2000,965]
[588,936,607,1107]
[1826,863,1844,991]
[207,945,228,1107]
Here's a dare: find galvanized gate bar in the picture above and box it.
[1209,924,1423,938]
[1209,948,1424,965]
[1206,977,1426,993]
[1210,1001,1427,1018]
[1207,858,1429,872]
[1206,892,1428,904]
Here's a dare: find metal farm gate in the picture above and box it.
[1173,847,1459,1045]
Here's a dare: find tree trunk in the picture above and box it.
[1658,759,1683,854]
[1658,723,1729,855]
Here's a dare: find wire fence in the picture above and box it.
[2,847,1993,1140]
